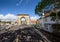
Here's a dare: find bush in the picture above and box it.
[33,24,40,28]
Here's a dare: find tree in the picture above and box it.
[35,0,60,16]
[35,0,60,34]
[50,12,56,21]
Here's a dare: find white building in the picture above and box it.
[39,12,58,32]
[44,16,56,32]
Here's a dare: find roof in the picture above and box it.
[31,20,38,23]
[17,14,29,16]
[44,13,51,17]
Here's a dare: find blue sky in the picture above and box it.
[0,0,40,21]
[0,0,40,16]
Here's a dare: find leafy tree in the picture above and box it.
[35,0,60,34]
[50,11,60,21]
[35,0,60,16]
[57,11,60,18]
[50,12,56,21]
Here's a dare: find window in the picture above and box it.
[45,18,47,21]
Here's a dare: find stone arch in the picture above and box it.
[17,14,30,25]
[20,17,27,24]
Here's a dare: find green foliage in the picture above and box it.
[57,11,60,16]
[50,12,56,21]
[35,0,53,14]
[35,0,60,15]
[33,24,40,28]
[55,0,60,8]
[50,11,60,21]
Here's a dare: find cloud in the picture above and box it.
[0,14,4,20]
[0,13,18,21]
[16,0,23,6]
[30,16,40,20]
[16,3,19,6]
[0,14,40,21]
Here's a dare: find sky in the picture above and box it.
[0,0,40,21]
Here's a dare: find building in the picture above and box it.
[30,20,39,25]
[0,21,11,25]
[39,10,60,32]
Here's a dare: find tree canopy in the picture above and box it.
[35,0,60,16]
